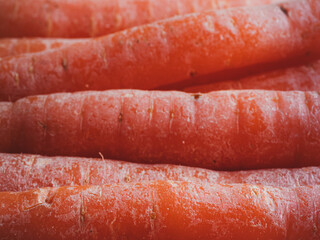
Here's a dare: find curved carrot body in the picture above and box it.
[0,38,83,59]
[0,0,294,38]
[1,153,320,192]
[1,181,319,239]
[1,0,319,101]
[185,59,320,92]
[1,90,320,170]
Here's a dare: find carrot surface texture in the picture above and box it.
[184,59,320,92]
[1,153,320,192]
[0,0,294,38]
[1,90,320,170]
[0,38,83,59]
[1,0,319,101]
[1,181,319,240]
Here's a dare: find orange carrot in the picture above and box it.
[0,181,319,239]
[1,90,320,170]
[0,38,83,59]
[1,0,319,101]
[1,153,320,192]
[184,59,320,92]
[0,0,294,38]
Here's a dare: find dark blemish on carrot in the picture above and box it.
[37,121,48,130]
[27,96,38,104]
[124,176,131,183]
[279,5,289,16]
[150,212,157,220]
[45,191,56,204]
[136,39,140,44]
[62,57,68,70]
[213,160,217,164]
[189,70,198,77]
[192,93,201,100]
[191,93,202,100]
[89,230,93,233]
[118,112,123,122]
[305,51,311,56]
[150,205,158,220]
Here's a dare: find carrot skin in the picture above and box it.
[0,102,12,153]
[184,59,320,92]
[1,153,320,191]
[0,38,83,59]
[0,181,319,239]
[0,0,295,38]
[1,0,320,101]
[1,90,320,170]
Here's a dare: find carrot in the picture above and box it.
[0,0,294,38]
[1,90,320,170]
[184,59,320,92]
[0,38,83,59]
[0,102,12,153]
[1,181,319,239]
[1,153,320,192]
[1,0,319,101]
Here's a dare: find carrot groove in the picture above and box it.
[1,0,319,101]
[184,59,320,92]
[0,0,294,38]
[1,90,320,170]
[1,153,320,192]
[0,181,319,239]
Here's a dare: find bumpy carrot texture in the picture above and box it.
[1,90,320,170]
[1,153,320,192]
[185,59,320,92]
[1,0,319,101]
[0,0,294,38]
[0,38,83,59]
[0,181,319,239]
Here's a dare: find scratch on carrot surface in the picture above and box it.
[79,97,85,132]
[148,93,154,124]
[23,202,45,211]
[169,109,174,131]
[14,72,19,87]
[99,152,105,160]
[61,56,68,70]
[80,193,86,227]
[28,57,35,80]
[27,156,37,175]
